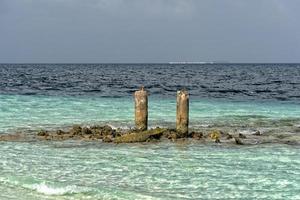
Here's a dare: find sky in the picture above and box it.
[0,0,299,63]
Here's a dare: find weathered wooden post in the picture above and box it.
[176,89,189,136]
[134,86,148,131]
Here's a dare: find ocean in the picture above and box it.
[0,63,300,199]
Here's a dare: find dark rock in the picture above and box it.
[283,140,298,145]
[56,130,65,135]
[91,128,101,136]
[149,132,163,140]
[226,134,233,140]
[37,130,49,137]
[191,132,203,140]
[234,137,244,145]
[253,131,261,136]
[100,125,114,136]
[239,133,247,139]
[90,125,102,129]
[176,131,188,138]
[70,125,82,135]
[162,129,177,140]
[82,127,92,135]
[114,131,122,137]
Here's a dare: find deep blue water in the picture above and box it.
[1,63,300,101]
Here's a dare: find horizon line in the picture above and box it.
[1,62,300,65]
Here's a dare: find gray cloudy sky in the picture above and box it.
[0,0,299,63]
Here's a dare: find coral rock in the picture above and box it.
[114,128,165,143]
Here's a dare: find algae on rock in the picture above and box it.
[114,128,166,143]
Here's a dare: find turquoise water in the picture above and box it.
[0,141,299,199]
[1,94,300,134]
[1,94,300,199]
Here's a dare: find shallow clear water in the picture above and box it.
[1,94,300,199]
[1,95,300,134]
[0,141,299,199]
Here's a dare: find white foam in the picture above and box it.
[108,124,130,130]
[1,177,86,196]
[29,182,84,196]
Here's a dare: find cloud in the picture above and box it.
[27,0,196,19]
[0,0,8,16]
[0,0,299,63]
[127,0,195,17]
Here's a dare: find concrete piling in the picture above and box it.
[134,86,148,131]
[176,90,189,136]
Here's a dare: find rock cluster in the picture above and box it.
[34,126,251,144]
[1,124,300,145]
[37,125,116,141]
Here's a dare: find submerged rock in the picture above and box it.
[253,130,261,136]
[225,134,233,140]
[283,140,299,145]
[0,133,26,141]
[234,137,244,145]
[190,131,204,140]
[239,133,247,139]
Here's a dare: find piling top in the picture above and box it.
[134,86,148,97]
[177,89,189,97]
[133,86,147,93]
